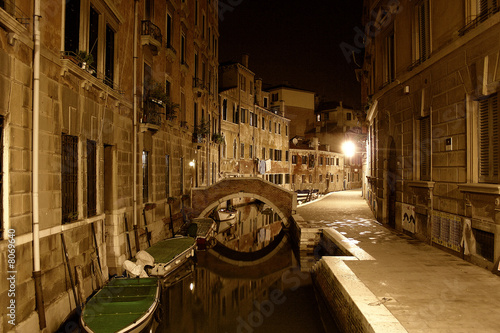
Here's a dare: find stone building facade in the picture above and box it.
[219,58,291,189]
[0,0,219,331]
[362,0,500,270]
[289,137,345,193]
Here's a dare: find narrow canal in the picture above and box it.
[154,200,338,333]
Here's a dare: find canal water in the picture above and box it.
[154,200,338,333]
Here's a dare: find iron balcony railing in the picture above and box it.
[459,6,500,36]
[0,0,30,27]
[193,77,206,90]
[141,20,162,45]
[142,100,163,127]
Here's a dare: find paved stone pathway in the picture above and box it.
[297,190,500,333]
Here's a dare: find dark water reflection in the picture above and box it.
[155,256,328,333]
[154,201,333,333]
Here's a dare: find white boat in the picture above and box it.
[217,208,237,222]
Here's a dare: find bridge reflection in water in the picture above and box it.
[155,201,337,333]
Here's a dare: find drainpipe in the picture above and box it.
[133,0,139,249]
[33,0,46,328]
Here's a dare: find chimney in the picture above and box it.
[242,54,249,68]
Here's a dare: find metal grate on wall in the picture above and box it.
[473,228,495,262]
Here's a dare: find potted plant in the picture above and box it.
[144,80,179,121]
[167,196,176,204]
[194,117,210,138]
[77,50,94,71]
[212,132,224,144]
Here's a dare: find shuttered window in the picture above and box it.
[416,0,430,63]
[479,93,500,183]
[87,140,97,217]
[479,0,498,22]
[420,116,431,181]
[62,134,78,223]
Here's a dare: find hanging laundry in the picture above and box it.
[265,159,272,172]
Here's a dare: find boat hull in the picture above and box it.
[80,278,160,333]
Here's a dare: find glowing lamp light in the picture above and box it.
[342,141,356,158]
[189,282,195,291]
[189,160,196,167]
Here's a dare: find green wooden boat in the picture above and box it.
[80,277,160,333]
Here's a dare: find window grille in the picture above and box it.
[62,134,78,223]
[473,228,495,262]
[87,140,97,217]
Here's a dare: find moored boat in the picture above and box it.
[217,208,237,222]
[80,277,160,333]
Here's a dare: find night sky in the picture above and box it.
[219,0,364,109]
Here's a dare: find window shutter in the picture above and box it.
[420,116,431,180]
[418,1,430,61]
[479,93,500,183]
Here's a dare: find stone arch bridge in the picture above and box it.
[191,177,297,226]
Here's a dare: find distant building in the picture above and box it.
[361,0,500,270]
[289,137,345,193]
[312,101,365,189]
[267,85,316,138]
[219,56,291,188]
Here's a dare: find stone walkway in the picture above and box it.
[297,190,500,333]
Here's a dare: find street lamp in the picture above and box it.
[342,141,356,158]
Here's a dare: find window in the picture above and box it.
[166,13,173,48]
[319,175,323,182]
[104,24,115,87]
[249,112,253,126]
[222,99,227,121]
[414,0,430,64]
[346,112,352,121]
[285,174,290,184]
[286,151,289,162]
[278,123,281,134]
[87,140,97,217]
[262,117,265,130]
[286,125,288,136]
[233,139,237,158]
[165,154,170,197]
[233,105,239,124]
[302,155,308,165]
[240,143,244,158]
[65,0,81,54]
[384,30,395,85]
[419,116,431,181]
[272,93,279,102]
[62,134,78,223]
[319,156,323,165]
[250,145,253,159]
[292,155,297,164]
[269,148,273,160]
[262,147,266,159]
[165,80,171,98]
[269,120,272,132]
[180,157,184,195]
[264,97,268,108]
[302,175,306,183]
[195,0,198,25]
[241,108,246,123]
[142,151,149,202]
[479,93,500,183]
[240,74,246,91]
[309,175,313,183]
[88,6,100,74]
[181,33,186,64]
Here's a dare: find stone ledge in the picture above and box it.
[458,183,500,195]
[313,257,407,333]
[322,228,376,261]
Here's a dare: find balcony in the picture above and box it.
[0,0,29,27]
[459,6,500,36]
[165,42,177,62]
[140,100,163,132]
[193,78,206,96]
[141,20,162,55]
